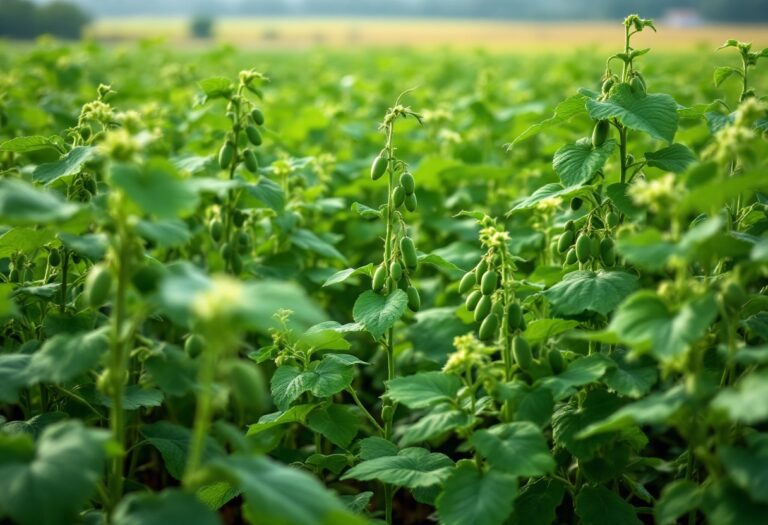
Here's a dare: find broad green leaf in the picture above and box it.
[615,228,676,271]
[712,370,768,424]
[552,389,622,459]
[245,177,285,211]
[358,436,399,460]
[136,219,192,248]
[291,229,348,263]
[575,485,642,525]
[113,489,221,525]
[0,228,55,258]
[198,76,233,100]
[144,345,198,397]
[341,447,453,488]
[553,138,616,187]
[510,94,588,145]
[0,421,109,525]
[270,355,356,410]
[353,290,408,340]
[606,182,643,219]
[509,478,566,525]
[141,421,225,480]
[510,183,589,212]
[470,422,554,477]
[407,307,472,364]
[720,434,768,504]
[306,404,360,448]
[523,318,579,343]
[26,328,109,384]
[586,84,678,143]
[247,404,317,436]
[58,232,108,260]
[385,371,461,409]
[608,291,718,362]
[399,407,471,447]
[578,385,687,437]
[33,146,95,185]
[296,323,352,351]
[209,455,365,525]
[0,412,67,438]
[540,354,612,401]
[306,454,350,475]
[701,481,768,525]
[436,462,517,525]
[542,270,639,317]
[655,480,702,525]
[322,264,373,287]
[496,382,554,427]
[0,178,79,225]
[0,355,32,403]
[196,482,241,511]
[644,144,696,173]
[417,252,464,277]
[603,349,657,398]
[0,135,58,153]
[110,159,198,219]
[714,66,740,87]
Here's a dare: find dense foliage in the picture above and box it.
[1,15,768,525]
[0,0,90,40]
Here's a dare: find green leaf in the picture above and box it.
[496,383,554,427]
[615,229,676,271]
[644,144,697,173]
[306,454,350,475]
[720,434,768,504]
[322,264,373,287]
[606,182,643,219]
[541,354,612,401]
[510,94,588,145]
[353,290,408,340]
[291,229,348,264]
[245,177,285,211]
[575,485,642,525]
[0,135,58,153]
[603,349,657,398]
[553,138,616,187]
[399,406,471,447]
[113,489,221,525]
[306,404,360,448]
[247,405,317,436]
[578,385,687,437]
[198,76,233,100]
[436,462,517,525]
[270,355,356,410]
[209,455,365,525]
[136,219,192,248]
[358,436,399,460]
[385,371,461,409]
[586,84,678,143]
[0,355,32,403]
[542,270,639,317]
[341,447,453,489]
[608,291,718,362]
[0,228,55,258]
[141,421,224,480]
[33,146,95,185]
[701,481,768,525]
[523,319,579,343]
[509,478,566,525]
[58,232,108,261]
[0,178,79,225]
[712,370,768,424]
[26,328,109,384]
[110,159,198,219]
[471,422,554,477]
[655,480,702,525]
[144,345,198,397]
[0,421,109,525]
[552,389,622,459]
[407,307,472,364]
[714,66,741,87]
[510,183,589,212]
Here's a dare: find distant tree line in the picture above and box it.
[20,0,768,22]
[0,0,89,39]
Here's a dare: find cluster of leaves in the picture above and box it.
[1,13,768,525]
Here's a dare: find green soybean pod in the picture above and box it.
[400,237,418,269]
[372,264,387,291]
[575,234,591,263]
[466,290,482,311]
[600,238,616,267]
[548,349,564,374]
[507,302,522,331]
[48,249,61,267]
[475,259,488,282]
[400,172,415,194]
[251,107,265,126]
[243,148,259,173]
[390,261,403,282]
[246,125,263,146]
[371,155,388,180]
[85,264,112,308]
[481,270,499,295]
[512,336,533,371]
[592,120,611,147]
[565,247,578,265]
[407,286,421,312]
[185,334,205,358]
[393,186,406,208]
[557,229,574,253]
[474,295,492,323]
[458,271,476,294]
[404,193,417,212]
[218,141,234,169]
[479,313,499,341]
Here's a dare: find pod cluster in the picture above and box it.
[218,106,265,174]
[372,235,420,312]
[459,255,525,342]
[555,216,617,269]
[210,208,251,274]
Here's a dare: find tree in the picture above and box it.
[36,1,91,39]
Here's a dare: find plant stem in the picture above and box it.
[59,249,68,312]
[619,125,628,185]
[347,388,384,434]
